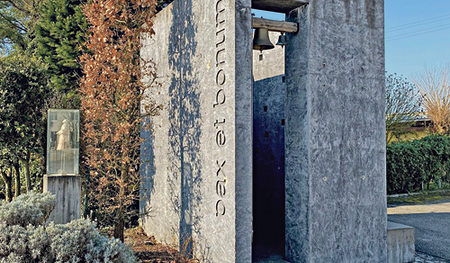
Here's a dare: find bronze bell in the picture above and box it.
[276,32,288,47]
[253,28,274,51]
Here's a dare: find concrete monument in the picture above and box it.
[44,109,81,224]
[141,0,387,262]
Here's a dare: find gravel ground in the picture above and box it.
[416,251,450,263]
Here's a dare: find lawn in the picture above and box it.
[387,189,450,205]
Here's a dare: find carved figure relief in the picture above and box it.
[56,119,70,150]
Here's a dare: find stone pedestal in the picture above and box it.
[43,175,81,224]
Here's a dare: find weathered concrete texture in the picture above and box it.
[253,75,286,260]
[285,1,387,262]
[140,4,180,248]
[387,222,415,263]
[140,0,253,262]
[43,175,81,224]
[235,0,253,262]
[252,32,285,81]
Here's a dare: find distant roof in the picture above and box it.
[399,113,431,123]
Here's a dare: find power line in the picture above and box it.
[386,24,450,41]
[387,16,450,33]
[386,13,450,31]
[385,12,450,41]
[387,22,450,38]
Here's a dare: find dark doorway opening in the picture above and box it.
[252,75,286,262]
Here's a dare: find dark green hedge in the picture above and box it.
[387,135,450,194]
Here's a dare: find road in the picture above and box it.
[388,201,450,260]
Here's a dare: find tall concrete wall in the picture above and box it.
[140,0,253,262]
[285,1,387,262]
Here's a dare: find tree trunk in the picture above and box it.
[113,166,129,242]
[14,163,21,198]
[113,165,129,242]
[0,170,12,202]
[83,171,90,219]
[24,151,31,193]
[114,217,125,242]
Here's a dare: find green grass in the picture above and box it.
[387,189,450,205]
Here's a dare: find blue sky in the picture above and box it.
[254,1,450,81]
[385,0,450,80]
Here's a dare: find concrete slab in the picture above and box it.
[387,221,415,263]
[388,201,450,260]
[252,0,308,13]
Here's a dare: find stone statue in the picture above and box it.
[56,119,70,150]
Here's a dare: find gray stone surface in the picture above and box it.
[284,1,387,262]
[235,0,253,262]
[387,221,415,263]
[43,175,81,224]
[140,0,252,262]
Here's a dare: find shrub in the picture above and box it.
[387,135,450,194]
[0,191,55,227]
[0,192,137,263]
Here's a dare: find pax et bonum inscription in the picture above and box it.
[214,0,227,217]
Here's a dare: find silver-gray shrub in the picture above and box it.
[0,191,55,227]
[0,192,137,263]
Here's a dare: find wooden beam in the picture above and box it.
[252,0,308,14]
[252,17,298,33]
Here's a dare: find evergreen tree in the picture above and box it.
[32,0,87,107]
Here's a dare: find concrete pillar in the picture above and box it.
[140,0,253,262]
[43,175,81,224]
[284,1,387,262]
